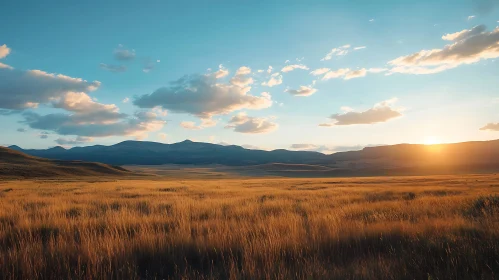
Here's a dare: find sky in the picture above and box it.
[1,0,499,153]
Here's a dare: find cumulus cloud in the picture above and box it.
[225,112,278,134]
[480,123,499,131]
[310,68,330,76]
[23,109,165,139]
[261,72,283,87]
[389,25,499,74]
[114,45,136,61]
[214,64,229,78]
[230,66,253,87]
[100,63,127,73]
[0,44,10,59]
[55,136,93,145]
[0,68,101,110]
[134,73,272,119]
[180,118,217,130]
[319,98,403,126]
[281,64,309,73]
[285,86,317,96]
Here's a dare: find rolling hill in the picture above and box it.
[7,139,499,176]
[0,146,131,179]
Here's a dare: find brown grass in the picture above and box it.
[0,174,498,279]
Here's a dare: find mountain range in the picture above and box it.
[7,139,499,176]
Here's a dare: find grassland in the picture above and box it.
[0,174,498,279]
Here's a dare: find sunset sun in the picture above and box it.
[423,136,442,145]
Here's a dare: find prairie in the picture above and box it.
[0,174,498,279]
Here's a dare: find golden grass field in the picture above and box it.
[1,174,498,279]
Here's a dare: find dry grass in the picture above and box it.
[0,174,498,279]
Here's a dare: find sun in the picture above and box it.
[423,136,442,145]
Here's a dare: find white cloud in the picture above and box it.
[214,64,229,78]
[468,15,476,21]
[321,44,351,60]
[367,68,388,73]
[0,44,10,59]
[0,68,101,110]
[261,72,283,87]
[369,19,375,22]
[310,68,330,76]
[123,97,130,103]
[180,118,217,130]
[230,66,253,87]
[284,60,290,63]
[134,73,272,120]
[267,65,273,74]
[225,112,278,134]
[389,25,499,75]
[480,123,499,131]
[114,45,136,61]
[320,98,403,126]
[281,64,309,73]
[285,86,317,97]
[55,136,93,146]
[100,63,127,73]
[321,44,367,60]
[344,68,367,80]
[322,68,351,80]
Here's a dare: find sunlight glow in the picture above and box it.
[423,136,442,145]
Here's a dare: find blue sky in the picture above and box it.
[1,0,499,153]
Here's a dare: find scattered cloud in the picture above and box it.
[0,44,10,59]
[281,64,309,73]
[284,59,290,63]
[114,45,136,61]
[369,19,375,22]
[468,15,476,20]
[285,86,317,97]
[321,44,351,60]
[143,59,158,73]
[0,68,100,110]
[16,128,26,132]
[480,123,499,131]
[23,109,165,139]
[310,68,330,76]
[261,72,283,87]
[55,136,93,145]
[214,64,229,78]
[389,25,499,74]
[180,118,217,130]
[134,73,272,120]
[122,97,130,103]
[320,98,403,126]
[321,44,367,60]
[344,68,367,80]
[99,63,127,73]
[225,112,278,134]
[230,66,254,87]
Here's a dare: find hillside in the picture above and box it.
[0,146,131,179]
[8,139,499,176]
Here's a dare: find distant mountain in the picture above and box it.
[9,140,329,166]
[0,146,131,179]
[8,139,499,176]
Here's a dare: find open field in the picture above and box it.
[0,174,498,279]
